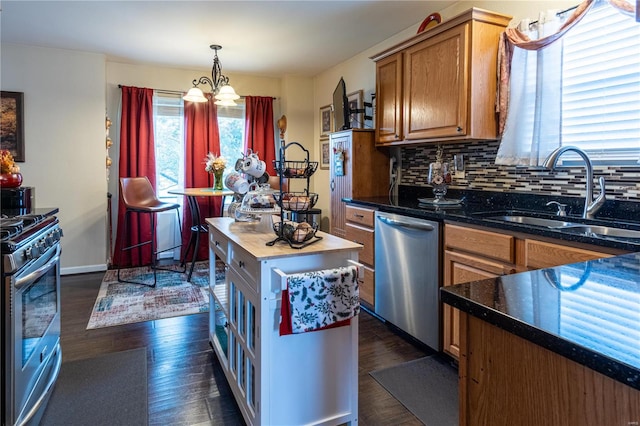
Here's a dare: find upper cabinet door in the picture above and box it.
[371,8,511,146]
[375,52,403,144]
[403,24,468,140]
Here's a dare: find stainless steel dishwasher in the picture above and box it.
[374,211,440,350]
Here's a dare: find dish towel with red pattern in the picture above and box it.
[279,265,360,336]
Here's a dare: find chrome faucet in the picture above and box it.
[542,146,606,220]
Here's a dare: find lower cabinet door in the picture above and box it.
[443,250,504,359]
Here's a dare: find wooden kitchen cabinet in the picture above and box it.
[458,312,640,426]
[329,129,389,239]
[345,204,376,307]
[523,239,613,270]
[371,8,512,145]
[443,224,516,358]
[374,52,403,144]
[442,222,624,360]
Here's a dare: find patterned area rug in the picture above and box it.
[86,261,224,329]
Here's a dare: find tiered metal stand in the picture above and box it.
[267,142,322,249]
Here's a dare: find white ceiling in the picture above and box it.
[0,1,457,78]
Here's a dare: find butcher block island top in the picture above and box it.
[206,216,362,259]
[206,216,362,426]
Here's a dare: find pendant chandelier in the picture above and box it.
[183,44,240,106]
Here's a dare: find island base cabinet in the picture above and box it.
[458,313,640,426]
[208,219,361,426]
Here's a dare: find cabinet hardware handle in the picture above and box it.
[330,179,335,191]
[354,214,364,218]
[238,260,245,268]
[395,134,399,139]
[456,126,463,132]
[215,241,220,247]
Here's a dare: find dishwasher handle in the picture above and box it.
[377,215,435,232]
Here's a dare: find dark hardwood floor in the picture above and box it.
[59,271,437,425]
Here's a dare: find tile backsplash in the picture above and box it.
[400,140,640,202]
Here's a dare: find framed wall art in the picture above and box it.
[347,90,364,129]
[320,104,332,138]
[319,139,330,170]
[1,91,25,162]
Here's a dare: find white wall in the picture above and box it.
[1,43,107,274]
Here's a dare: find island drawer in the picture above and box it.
[229,244,259,291]
[210,230,229,261]
[345,205,375,228]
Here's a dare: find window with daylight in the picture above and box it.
[153,92,246,198]
[562,2,640,164]
[496,1,640,166]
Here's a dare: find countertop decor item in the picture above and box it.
[417,12,442,34]
[0,149,22,188]
[426,145,453,203]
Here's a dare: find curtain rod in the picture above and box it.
[117,84,276,100]
[529,4,580,26]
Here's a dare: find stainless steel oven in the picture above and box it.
[2,214,63,426]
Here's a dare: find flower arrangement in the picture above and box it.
[204,152,226,174]
[0,149,20,174]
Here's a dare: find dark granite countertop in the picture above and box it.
[346,187,640,390]
[344,187,640,252]
[440,253,640,390]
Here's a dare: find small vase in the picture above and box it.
[213,170,224,190]
[428,162,451,201]
[0,173,23,188]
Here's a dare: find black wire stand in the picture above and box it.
[266,141,322,249]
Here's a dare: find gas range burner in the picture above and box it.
[1,212,45,226]
[0,218,24,240]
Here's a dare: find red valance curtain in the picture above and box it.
[245,96,276,175]
[182,95,221,261]
[112,86,156,267]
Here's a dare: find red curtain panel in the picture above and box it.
[183,95,222,261]
[112,86,156,268]
[245,96,276,175]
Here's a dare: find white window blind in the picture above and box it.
[561,2,640,164]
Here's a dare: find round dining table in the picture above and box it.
[168,188,234,281]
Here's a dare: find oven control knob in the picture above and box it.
[26,245,40,259]
[51,228,62,241]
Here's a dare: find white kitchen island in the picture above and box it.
[206,217,363,426]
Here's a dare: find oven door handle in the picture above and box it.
[16,344,62,426]
[14,245,61,290]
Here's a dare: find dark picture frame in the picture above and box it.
[320,104,332,138]
[1,91,25,162]
[347,90,364,129]
[320,139,330,170]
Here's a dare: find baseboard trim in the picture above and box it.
[61,264,107,276]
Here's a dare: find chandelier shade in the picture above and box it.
[183,87,208,103]
[184,44,238,104]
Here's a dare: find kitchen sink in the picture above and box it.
[475,210,640,241]
[484,215,578,228]
[563,225,640,240]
